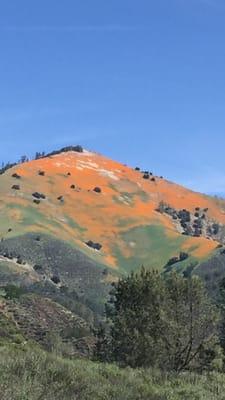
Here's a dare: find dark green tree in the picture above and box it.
[93,325,111,363]
[217,277,225,356]
[163,272,221,371]
[95,268,221,371]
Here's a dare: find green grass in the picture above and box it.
[109,180,150,205]
[0,203,50,238]
[116,217,140,228]
[113,224,187,273]
[66,216,87,233]
[0,313,25,347]
[2,203,85,241]
[0,345,225,399]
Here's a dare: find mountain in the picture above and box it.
[0,146,225,349]
[1,146,225,269]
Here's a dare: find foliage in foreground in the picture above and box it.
[95,269,222,371]
[0,345,225,400]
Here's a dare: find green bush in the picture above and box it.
[3,284,25,300]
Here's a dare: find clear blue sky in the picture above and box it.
[0,0,225,194]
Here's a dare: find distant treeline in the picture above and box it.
[0,145,83,175]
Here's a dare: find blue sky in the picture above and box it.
[0,0,225,194]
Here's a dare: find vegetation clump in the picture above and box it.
[32,192,46,200]
[33,264,43,272]
[45,145,83,156]
[33,199,40,205]
[1,345,225,400]
[3,284,25,300]
[57,195,64,202]
[11,173,21,179]
[11,184,20,190]
[93,187,102,193]
[164,252,189,269]
[0,162,17,175]
[85,240,102,251]
[51,275,61,284]
[95,269,221,372]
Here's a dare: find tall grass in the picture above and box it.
[0,345,225,400]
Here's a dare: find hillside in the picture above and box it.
[0,146,225,361]
[0,146,225,274]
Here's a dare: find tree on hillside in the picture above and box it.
[34,151,45,160]
[163,272,221,371]
[20,155,29,163]
[95,268,221,371]
[217,277,225,355]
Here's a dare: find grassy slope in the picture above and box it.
[0,233,115,316]
[113,225,187,273]
[0,150,223,272]
[0,344,224,400]
[0,291,94,357]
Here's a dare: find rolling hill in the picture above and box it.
[0,145,225,352]
[0,146,225,271]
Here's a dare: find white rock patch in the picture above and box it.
[76,160,119,181]
[99,170,119,181]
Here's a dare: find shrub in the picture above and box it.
[33,199,40,205]
[93,187,102,193]
[85,241,102,251]
[51,275,61,284]
[179,252,189,261]
[11,173,21,179]
[11,185,20,190]
[3,284,25,300]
